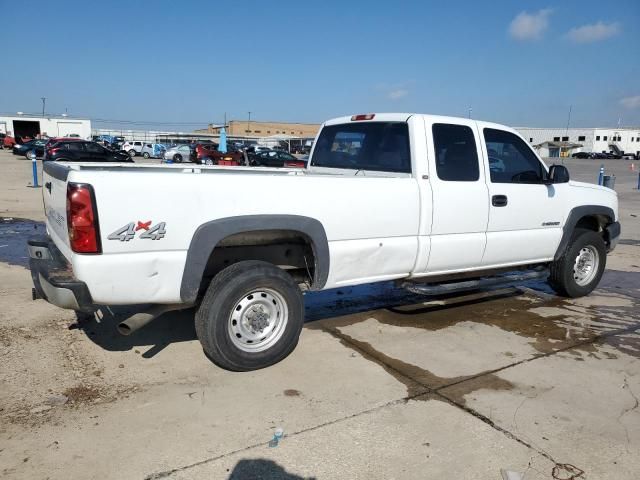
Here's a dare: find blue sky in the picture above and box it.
[1,0,639,129]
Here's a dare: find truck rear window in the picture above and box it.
[311,122,411,173]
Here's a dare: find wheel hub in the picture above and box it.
[573,246,599,286]
[246,306,270,331]
[228,289,289,353]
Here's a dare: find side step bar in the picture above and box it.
[400,268,549,296]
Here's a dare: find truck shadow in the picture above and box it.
[75,281,542,359]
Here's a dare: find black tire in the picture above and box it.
[24,150,33,159]
[195,260,304,371]
[128,149,136,157]
[548,228,606,298]
[142,152,150,159]
[174,154,182,163]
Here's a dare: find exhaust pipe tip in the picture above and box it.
[116,304,187,336]
[117,322,133,336]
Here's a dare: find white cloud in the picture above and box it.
[388,89,408,100]
[566,21,620,43]
[509,9,552,41]
[620,95,640,109]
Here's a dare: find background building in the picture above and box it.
[199,120,321,138]
[0,114,91,140]
[516,126,640,157]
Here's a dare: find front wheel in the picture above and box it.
[142,152,150,159]
[548,228,606,298]
[173,154,182,163]
[128,149,136,157]
[195,260,304,371]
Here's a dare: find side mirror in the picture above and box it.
[547,164,570,184]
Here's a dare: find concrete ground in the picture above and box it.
[0,149,639,479]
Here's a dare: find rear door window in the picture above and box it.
[432,124,480,181]
[311,122,411,173]
[65,142,84,151]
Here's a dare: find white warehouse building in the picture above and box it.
[516,126,640,158]
[0,114,91,140]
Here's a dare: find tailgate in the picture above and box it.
[42,162,71,250]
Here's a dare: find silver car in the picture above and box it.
[163,145,193,163]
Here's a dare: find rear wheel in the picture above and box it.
[24,150,33,159]
[128,149,136,157]
[549,228,606,298]
[173,154,182,163]
[142,152,150,159]
[195,260,304,371]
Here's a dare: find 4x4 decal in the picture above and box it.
[108,221,166,241]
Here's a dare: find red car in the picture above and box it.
[195,143,244,166]
[1,134,16,149]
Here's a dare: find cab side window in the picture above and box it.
[432,123,480,181]
[484,128,544,183]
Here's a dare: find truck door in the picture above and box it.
[423,121,489,272]
[479,126,565,266]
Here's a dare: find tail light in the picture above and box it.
[47,147,60,157]
[66,183,101,254]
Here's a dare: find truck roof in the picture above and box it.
[323,113,521,138]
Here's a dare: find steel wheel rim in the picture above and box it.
[573,245,599,286]
[228,288,288,352]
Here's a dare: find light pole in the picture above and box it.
[41,97,46,117]
[247,111,251,134]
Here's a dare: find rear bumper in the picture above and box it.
[28,235,94,311]
[605,221,621,252]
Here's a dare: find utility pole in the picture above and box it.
[468,107,472,119]
[247,111,251,133]
[41,97,46,117]
[565,105,572,135]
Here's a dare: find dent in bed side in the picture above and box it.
[554,205,616,259]
[180,215,330,304]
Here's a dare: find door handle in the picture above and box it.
[492,195,508,207]
[45,182,52,193]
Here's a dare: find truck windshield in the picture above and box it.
[310,122,411,173]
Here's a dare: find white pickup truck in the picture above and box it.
[29,113,620,371]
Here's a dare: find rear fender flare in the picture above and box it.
[180,215,330,304]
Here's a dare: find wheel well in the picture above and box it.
[575,215,602,233]
[198,229,316,296]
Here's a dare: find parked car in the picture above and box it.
[249,150,306,167]
[140,143,167,159]
[13,139,48,158]
[0,134,16,149]
[163,145,194,163]
[44,140,133,162]
[194,143,244,165]
[123,141,145,157]
[571,152,592,159]
[29,112,621,371]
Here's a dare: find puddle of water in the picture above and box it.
[0,217,45,268]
